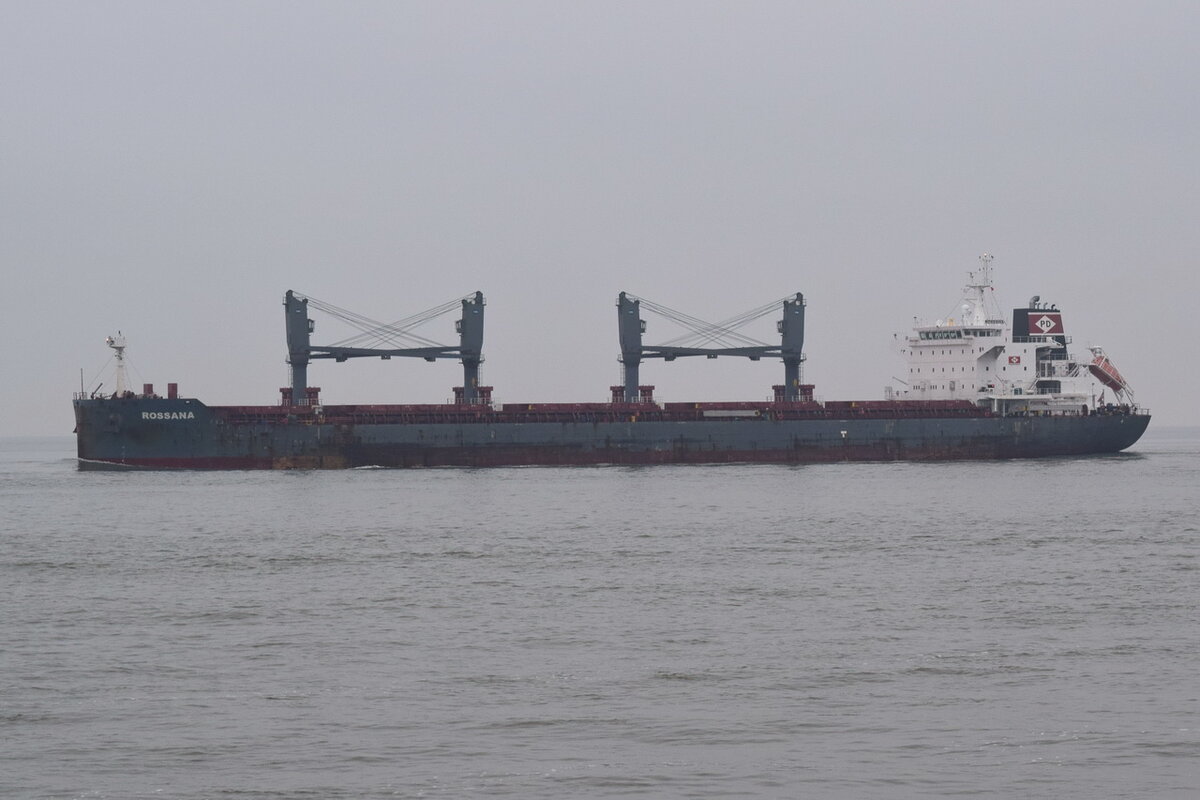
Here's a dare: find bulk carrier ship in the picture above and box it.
[73,256,1149,469]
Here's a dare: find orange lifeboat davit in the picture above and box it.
[1088,347,1129,393]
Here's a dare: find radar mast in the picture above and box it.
[959,253,1004,326]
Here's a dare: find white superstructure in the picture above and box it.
[892,255,1134,416]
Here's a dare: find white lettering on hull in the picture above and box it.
[141,411,196,420]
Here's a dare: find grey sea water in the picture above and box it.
[2,430,1197,799]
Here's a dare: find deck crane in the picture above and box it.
[284,290,486,406]
[616,291,806,402]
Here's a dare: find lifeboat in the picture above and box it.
[1088,347,1128,393]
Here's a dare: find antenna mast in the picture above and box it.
[105,332,128,396]
[960,253,1003,326]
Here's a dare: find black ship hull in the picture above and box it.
[73,397,1150,470]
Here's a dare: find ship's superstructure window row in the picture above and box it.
[917,328,1000,340]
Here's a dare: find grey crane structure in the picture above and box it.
[281,288,803,408]
[284,289,486,406]
[616,291,807,403]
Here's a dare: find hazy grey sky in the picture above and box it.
[3,1,1196,436]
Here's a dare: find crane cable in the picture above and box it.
[295,294,468,350]
[632,295,789,349]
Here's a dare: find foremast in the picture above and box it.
[105,333,129,396]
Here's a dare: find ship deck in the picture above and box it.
[211,399,994,426]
